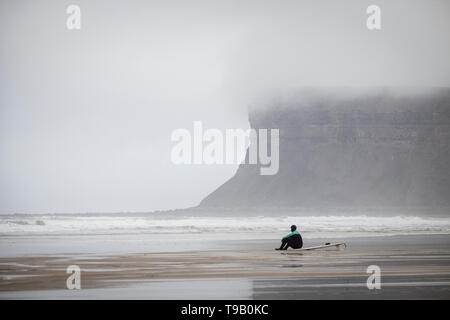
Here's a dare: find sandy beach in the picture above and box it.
[1,234,449,299]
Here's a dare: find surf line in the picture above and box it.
[171,121,279,175]
[180,304,215,318]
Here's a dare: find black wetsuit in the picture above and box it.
[279,231,303,250]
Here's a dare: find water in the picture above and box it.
[1,213,450,238]
[1,213,450,257]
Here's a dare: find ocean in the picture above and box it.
[1,213,450,237]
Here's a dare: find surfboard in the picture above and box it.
[292,242,347,251]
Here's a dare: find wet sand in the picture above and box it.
[1,235,450,299]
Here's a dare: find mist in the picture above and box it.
[1,0,449,214]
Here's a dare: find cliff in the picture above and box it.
[199,88,450,209]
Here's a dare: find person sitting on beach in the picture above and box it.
[275,225,303,250]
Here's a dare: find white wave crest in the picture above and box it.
[1,214,450,238]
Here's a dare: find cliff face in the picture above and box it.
[200,88,450,208]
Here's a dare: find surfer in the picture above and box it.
[275,225,303,250]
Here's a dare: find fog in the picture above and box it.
[1,0,449,213]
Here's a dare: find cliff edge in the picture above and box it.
[199,88,450,208]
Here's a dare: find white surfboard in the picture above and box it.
[291,242,347,251]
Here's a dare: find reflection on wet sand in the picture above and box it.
[1,244,450,299]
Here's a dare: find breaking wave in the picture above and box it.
[1,214,450,238]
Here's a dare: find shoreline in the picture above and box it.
[1,234,450,299]
[1,233,450,257]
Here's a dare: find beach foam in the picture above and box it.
[1,214,450,238]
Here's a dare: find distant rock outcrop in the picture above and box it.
[199,88,450,208]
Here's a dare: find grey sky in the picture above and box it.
[1,0,449,213]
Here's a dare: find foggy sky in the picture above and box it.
[1,0,449,213]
